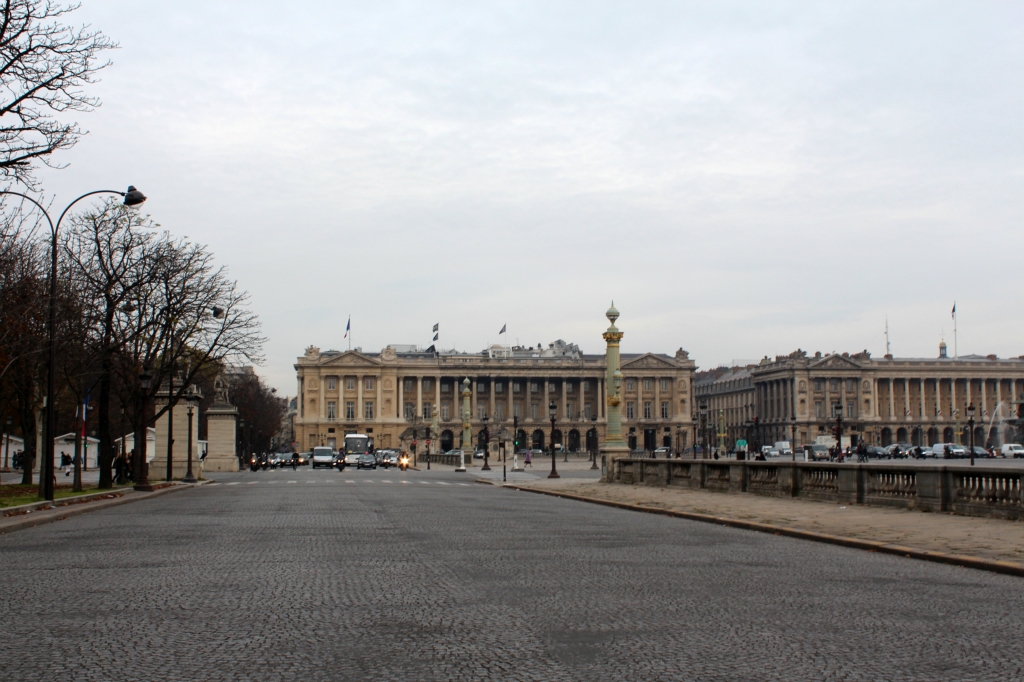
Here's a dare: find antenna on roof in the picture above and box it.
[885,317,890,356]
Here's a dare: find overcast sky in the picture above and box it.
[35,1,1024,393]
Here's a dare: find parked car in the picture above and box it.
[356,454,377,470]
[972,446,992,459]
[865,445,888,459]
[473,449,485,460]
[653,447,672,458]
[1000,444,1024,458]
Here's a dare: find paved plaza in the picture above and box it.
[2,465,1024,681]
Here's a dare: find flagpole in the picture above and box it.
[953,303,957,360]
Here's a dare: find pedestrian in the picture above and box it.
[60,451,70,475]
[114,454,125,484]
[524,450,532,467]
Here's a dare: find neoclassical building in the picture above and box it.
[751,343,1024,448]
[293,340,696,454]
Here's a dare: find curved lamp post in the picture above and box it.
[481,415,491,471]
[0,186,147,500]
[967,403,976,467]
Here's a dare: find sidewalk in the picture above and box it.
[512,477,1024,567]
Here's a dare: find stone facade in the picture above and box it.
[752,345,1024,448]
[294,340,696,455]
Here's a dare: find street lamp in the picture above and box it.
[0,186,146,500]
[548,400,559,478]
[183,385,198,484]
[791,415,797,463]
[481,415,491,471]
[699,400,708,460]
[2,416,10,471]
[590,414,599,469]
[135,366,154,491]
[966,401,974,464]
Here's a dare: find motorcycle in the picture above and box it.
[249,456,259,472]
[399,455,410,471]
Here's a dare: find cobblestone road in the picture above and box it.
[2,466,1023,681]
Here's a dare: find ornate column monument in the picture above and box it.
[456,377,471,471]
[600,302,630,481]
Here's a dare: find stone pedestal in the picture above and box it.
[205,406,239,472]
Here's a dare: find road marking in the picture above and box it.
[287,481,297,484]
[323,479,333,483]
[345,480,354,484]
[400,481,410,484]
[207,483,220,486]
[381,480,393,484]
[307,481,316,484]
[457,483,470,486]
[437,482,451,486]
[418,482,430,485]
[227,482,239,486]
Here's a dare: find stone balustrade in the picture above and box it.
[605,458,1024,520]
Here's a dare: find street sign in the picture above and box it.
[427,439,431,446]
[736,439,747,448]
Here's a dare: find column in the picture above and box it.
[435,374,441,418]
[888,378,895,420]
[376,374,382,422]
[561,379,567,420]
[981,379,988,418]
[951,378,957,416]
[918,378,925,419]
[319,372,325,419]
[599,378,605,419]
[490,377,497,419]
[544,379,550,415]
[903,378,910,418]
[966,377,972,409]
[357,375,363,421]
[398,376,404,419]
[934,378,941,419]
[997,378,1003,411]
[840,378,847,419]
[471,377,478,420]
[416,376,423,418]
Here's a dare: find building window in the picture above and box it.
[661,401,669,419]
[327,377,336,390]
[478,405,486,419]
[846,379,856,392]
[477,382,486,392]
[441,383,450,393]
[404,379,413,392]
[584,403,592,419]
[567,402,574,419]
[404,403,415,419]
[423,379,432,390]
[626,379,635,391]
[364,401,374,419]
[548,383,556,393]
[566,383,573,394]
[531,403,538,420]
[661,378,670,391]
[643,378,652,391]
[583,380,590,392]
[627,402,636,419]
[830,379,838,392]
[364,377,374,390]
[814,379,822,392]
[496,403,505,420]
[644,401,652,419]
[345,402,355,419]
[346,377,355,390]
[513,382,521,393]
[815,401,823,418]
[531,383,539,393]
[441,403,450,420]
[495,383,503,394]
[847,402,855,418]
[514,403,522,418]
[327,401,336,419]
[423,403,432,419]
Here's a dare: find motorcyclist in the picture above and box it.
[291,450,298,470]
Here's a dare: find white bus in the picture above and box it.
[342,434,374,465]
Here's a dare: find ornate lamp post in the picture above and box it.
[548,400,559,478]
[791,415,798,462]
[717,408,727,458]
[699,400,708,459]
[481,415,491,471]
[590,415,599,469]
[0,186,146,500]
[456,377,470,472]
[183,385,200,484]
[967,403,976,467]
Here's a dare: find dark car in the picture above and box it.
[865,446,888,459]
[356,454,377,470]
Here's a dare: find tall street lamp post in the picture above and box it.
[791,416,798,462]
[481,416,491,471]
[548,401,559,479]
[183,387,198,484]
[967,403,976,467]
[699,400,708,460]
[0,186,146,500]
[590,415,599,470]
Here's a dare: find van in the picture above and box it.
[930,443,965,459]
[1001,444,1024,458]
[773,441,792,457]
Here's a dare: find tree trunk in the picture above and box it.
[19,408,34,485]
[72,401,83,492]
[96,353,114,489]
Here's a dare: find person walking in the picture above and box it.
[524,450,532,468]
[60,452,71,475]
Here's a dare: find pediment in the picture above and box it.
[321,351,381,367]
[621,353,677,370]
[808,354,862,370]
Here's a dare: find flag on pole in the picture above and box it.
[344,316,350,339]
[432,323,439,332]
[433,333,438,341]
[951,302,956,319]
[499,324,506,334]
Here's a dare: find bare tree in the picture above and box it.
[0,0,116,186]
[63,200,264,488]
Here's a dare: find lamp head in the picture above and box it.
[967,403,976,419]
[212,306,225,319]
[123,186,147,208]
[549,401,556,418]
[699,400,707,417]
[482,415,488,425]
[139,367,152,390]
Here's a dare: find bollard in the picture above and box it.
[503,464,506,482]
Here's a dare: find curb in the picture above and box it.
[0,482,204,535]
[507,485,1024,579]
